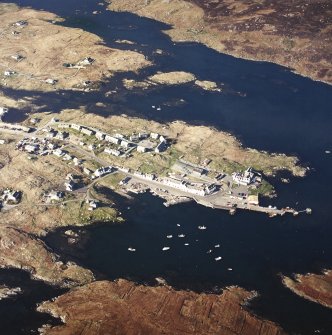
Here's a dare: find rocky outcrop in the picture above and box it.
[39,279,286,335]
[0,285,21,300]
[0,226,93,287]
[283,270,332,309]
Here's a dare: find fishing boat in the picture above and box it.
[228,268,233,271]
[128,247,136,252]
[178,234,185,238]
[177,224,181,227]
[184,243,189,246]
[198,225,207,230]
[215,256,222,261]
[214,244,220,248]
[162,247,170,251]
[166,235,173,239]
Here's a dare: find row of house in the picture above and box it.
[58,122,169,154]
[133,171,156,181]
[161,177,217,196]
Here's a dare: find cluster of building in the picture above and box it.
[232,167,262,186]
[57,122,170,157]
[16,136,86,168]
[42,127,69,140]
[0,189,22,207]
[16,137,59,155]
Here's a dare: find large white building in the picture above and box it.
[161,178,216,196]
[232,167,255,186]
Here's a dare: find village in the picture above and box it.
[0,114,311,218]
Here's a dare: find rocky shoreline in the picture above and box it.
[108,0,332,85]
[282,270,332,309]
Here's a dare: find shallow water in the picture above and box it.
[2,0,332,334]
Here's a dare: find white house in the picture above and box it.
[24,144,38,153]
[95,131,106,140]
[71,124,82,131]
[4,70,16,77]
[155,140,167,153]
[81,127,95,136]
[58,123,70,129]
[105,135,120,145]
[120,140,131,149]
[83,167,92,175]
[137,145,147,153]
[47,190,64,201]
[53,148,65,157]
[65,180,76,192]
[150,132,159,140]
[104,147,121,156]
[45,78,57,85]
[94,166,114,177]
[73,157,83,166]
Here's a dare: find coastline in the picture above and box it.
[107,0,332,86]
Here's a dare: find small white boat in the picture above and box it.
[198,225,207,230]
[215,256,222,261]
[128,247,136,252]
[228,268,233,271]
[184,243,189,246]
[162,247,170,251]
[178,234,185,238]
[156,107,161,111]
[152,105,156,108]
[206,249,212,254]
[166,235,173,239]
[177,224,181,227]
[214,244,220,248]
